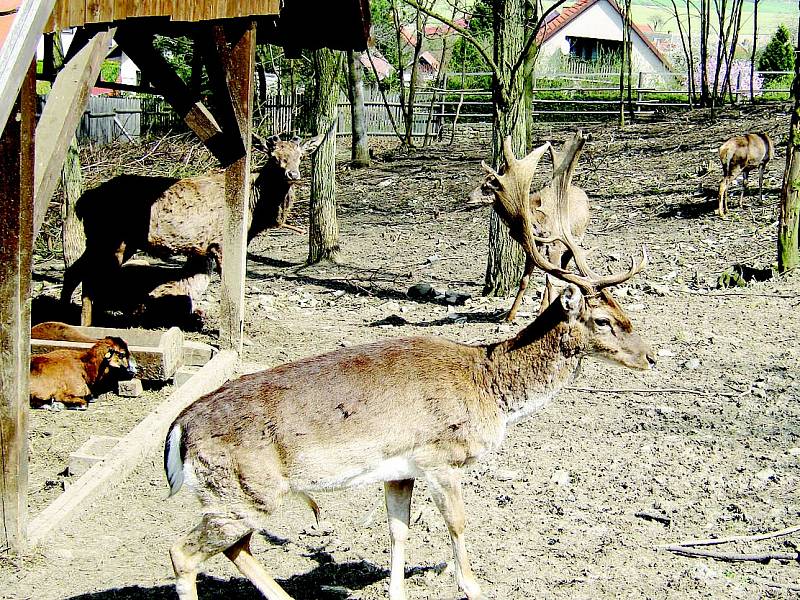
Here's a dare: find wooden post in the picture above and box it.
[213,21,256,352]
[0,64,35,554]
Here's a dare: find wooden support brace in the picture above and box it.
[33,28,116,242]
[0,0,58,134]
[0,64,35,555]
[113,27,236,165]
[209,20,256,352]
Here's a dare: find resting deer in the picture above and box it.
[718,133,774,218]
[468,132,590,320]
[163,138,653,600]
[61,133,322,325]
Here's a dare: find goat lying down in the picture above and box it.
[30,336,137,410]
[61,134,322,325]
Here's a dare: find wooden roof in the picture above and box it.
[46,1,281,32]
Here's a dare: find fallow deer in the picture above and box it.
[468,132,590,320]
[61,133,322,325]
[162,139,653,600]
[718,132,774,217]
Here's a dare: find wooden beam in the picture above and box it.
[33,28,116,242]
[212,21,256,352]
[27,350,237,548]
[0,0,57,135]
[114,28,238,165]
[0,64,35,555]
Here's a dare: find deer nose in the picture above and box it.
[646,353,656,368]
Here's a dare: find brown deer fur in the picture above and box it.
[718,133,774,217]
[61,135,322,325]
[31,321,97,343]
[30,336,136,409]
[163,141,653,600]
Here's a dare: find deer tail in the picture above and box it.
[164,423,186,498]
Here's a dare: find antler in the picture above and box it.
[488,134,647,294]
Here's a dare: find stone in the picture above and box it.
[117,378,143,397]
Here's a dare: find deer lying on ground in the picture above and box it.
[30,336,136,410]
[468,132,590,320]
[31,321,97,343]
[61,134,322,325]
[162,138,653,600]
[718,132,774,217]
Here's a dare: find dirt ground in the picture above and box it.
[3,105,800,599]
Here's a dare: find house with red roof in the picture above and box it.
[536,0,672,75]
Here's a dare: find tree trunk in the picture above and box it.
[308,48,342,265]
[523,0,538,149]
[347,50,370,167]
[778,21,800,273]
[61,136,84,269]
[484,0,527,296]
[750,0,759,102]
[699,0,711,107]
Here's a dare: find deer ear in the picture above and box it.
[560,284,583,319]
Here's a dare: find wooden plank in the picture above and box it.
[26,350,237,548]
[112,0,128,22]
[214,21,255,352]
[0,64,35,555]
[33,28,115,244]
[114,27,234,161]
[0,0,58,136]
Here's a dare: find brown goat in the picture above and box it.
[30,336,137,409]
[163,140,652,600]
[468,133,590,320]
[61,134,322,325]
[718,133,774,217]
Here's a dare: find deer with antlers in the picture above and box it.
[469,132,590,320]
[162,139,653,600]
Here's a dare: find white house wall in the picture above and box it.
[537,1,667,74]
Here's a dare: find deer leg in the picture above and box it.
[81,296,93,326]
[740,171,748,208]
[170,515,254,600]
[384,479,415,600]
[426,469,484,600]
[224,533,294,600]
[718,178,729,217]
[61,252,86,307]
[507,257,534,321]
[758,165,765,203]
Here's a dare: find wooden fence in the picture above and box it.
[57,68,793,147]
[79,96,141,144]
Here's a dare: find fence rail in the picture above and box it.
[56,68,792,147]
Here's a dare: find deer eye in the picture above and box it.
[594,318,612,329]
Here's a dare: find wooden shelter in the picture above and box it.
[0,0,369,554]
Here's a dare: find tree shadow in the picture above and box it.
[657,196,718,219]
[65,551,445,600]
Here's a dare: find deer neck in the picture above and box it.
[247,168,293,241]
[486,305,584,425]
